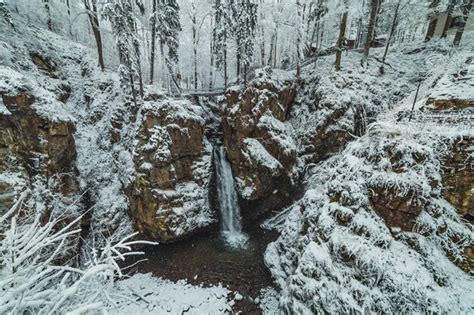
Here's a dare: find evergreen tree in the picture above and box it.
[213,0,233,88]
[232,0,258,84]
[150,0,181,88]
[102,0,143,107]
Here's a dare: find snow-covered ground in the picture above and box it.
[112,273,234,314]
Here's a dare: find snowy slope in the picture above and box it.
[264,46,474,313]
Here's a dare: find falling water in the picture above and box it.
[214,146,248,249]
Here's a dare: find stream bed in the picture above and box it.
[126,223,279,313]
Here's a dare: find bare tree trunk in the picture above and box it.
[361,0,378,67]
[296,0,302,79]
[149,0,157,83]
[236,37,241,83]
[314,18,321,69]
[210,23,214,90]
[134,42,144,98]
[441,1,454,38]
[224,32,228,88]
[355,13,363,48]
[424,0,439,42]
[260,8,266,66]
[131,15,144,98]
[453,1,472,47]
[84,0,105,71]
[274,30,278,68]
[66,0,73,37]
[268,33,275,66]
[160,40,166,88]
[43,0,53,31]
[380,0,401,75]
[192,13,198,90]
[320,20,325,50]
[335,3,348,71]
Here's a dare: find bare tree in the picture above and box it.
[441,0,454,38]
[424,0,439,42]
[453,0,473,47]
[149,0,157,83]
[335,0,349,71]
[83,0,105,71]
[361,0,378,67]
[379,0,401,75]
[296,0,302,79]
[42,0,53,31]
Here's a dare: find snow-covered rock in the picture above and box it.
[126,98,216,242]
[222,69,300,220]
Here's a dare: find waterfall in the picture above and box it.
[214,146,248,249]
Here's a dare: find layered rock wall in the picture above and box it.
[221,70,300,220]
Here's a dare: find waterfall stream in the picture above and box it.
[214,146,248,249]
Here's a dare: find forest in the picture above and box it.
[0,0,473,314]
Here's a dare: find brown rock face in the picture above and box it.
[427,98,474,111]
[441,137,473,223]
[369,188,426,231]
[0,93,77,194]
[0,92,79,233]
[222,78,300,220]
[126,101,215,242]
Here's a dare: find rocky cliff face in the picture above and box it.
[126,98,215,242]
[441,137,473,223]
[221,69,300,220]
[0,73,81,246]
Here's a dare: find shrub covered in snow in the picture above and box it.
[0,192,156,314]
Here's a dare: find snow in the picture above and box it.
[258,287,280,315]
[0,98,10,115]
[263,45,474,314]
[257,112,297,155]
[240,183,255,200]
[0,171,26,189]
[429,58,474,103]
[243,138,282,173]
[0,66,31,94]
[31,88,75,122]
[1,4,473,315]
[142,98,206,126]
[112,273,234,314]
[154,179,214,237]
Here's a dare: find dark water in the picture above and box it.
[125,224,279,313]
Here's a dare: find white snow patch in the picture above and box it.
[243,138,282,174]
[112,273,234,314]
[0,97,11,115]
[258,287,280,315]
[257,112,296,155]
[0,66,31,94]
